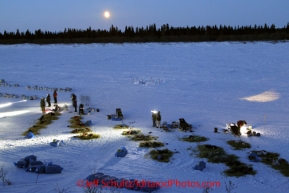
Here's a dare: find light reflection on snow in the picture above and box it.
[0,102,13,108]
[240,125,249,135]
[0,110,30,118]
[0,100,27,108]
[241,89,280,102]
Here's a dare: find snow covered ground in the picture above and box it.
[0,42,289,193]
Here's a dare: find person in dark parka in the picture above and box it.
[53,90,58,104]
[152,111,157,127]
[40,98,46,114]
[46,94,51,107]
[155,111,161,128]
[79,104,84,115]
[71,93,77,112]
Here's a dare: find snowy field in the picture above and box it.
[0,42,289,193]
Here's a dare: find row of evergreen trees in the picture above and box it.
[0,23,289,44]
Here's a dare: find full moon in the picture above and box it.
[104,11,110,18]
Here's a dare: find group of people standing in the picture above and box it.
[40,92,163,127]
[40,91,78,114]
[40,90,58,114]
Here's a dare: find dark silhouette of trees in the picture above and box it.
[0,23,288,44]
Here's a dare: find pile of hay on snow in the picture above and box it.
[113,124,129,129]
[227,140,251,150]
[139,141,164,148]
[129,133,157,141]
[149,149,173,163]
[253,150,289,177]
[122,129,141,135]
[196,144,256,177]
[23,112,61,135]
[68,116,86,128]
[181,135,208,143]
[71,128,92,133]
[74,132,100,140]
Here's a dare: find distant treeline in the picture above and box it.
[0,23,289,44]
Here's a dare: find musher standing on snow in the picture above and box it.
[46,94,51,107]
[40,98,46,114]
[53,90,58,104]
[71,93,77,112]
